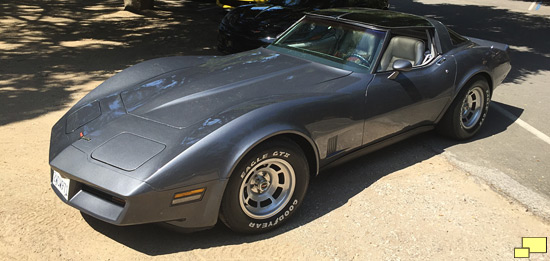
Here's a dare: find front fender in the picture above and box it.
[222,125,319,181]
[140,103,320,226]
[146,98,322,191]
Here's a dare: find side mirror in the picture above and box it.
[392,59,413,72]
[388,59,413,80]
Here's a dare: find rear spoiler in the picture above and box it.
[467,37,510,53]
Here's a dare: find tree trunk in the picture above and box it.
[124,0,154,11]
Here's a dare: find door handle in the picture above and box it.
[437,57,447,65]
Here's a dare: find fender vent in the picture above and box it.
[327,136,338,156]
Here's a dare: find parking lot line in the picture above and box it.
[492,103,550,145]
[528,1,538,10]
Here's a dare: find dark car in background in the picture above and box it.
[217,0,268,9]
[218,0,389,53]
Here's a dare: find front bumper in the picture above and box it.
[50,145,226,228]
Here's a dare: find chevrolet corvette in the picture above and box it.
[50,8,511,234]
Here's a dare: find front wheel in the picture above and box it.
[220,138,309,234]
[437,77,491,140]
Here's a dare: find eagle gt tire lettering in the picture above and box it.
[220,138,309,233]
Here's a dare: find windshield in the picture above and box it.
[268,17,387,72]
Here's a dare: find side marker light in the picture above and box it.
[171,188,206,205]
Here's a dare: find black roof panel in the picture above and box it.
[310,8,433,28]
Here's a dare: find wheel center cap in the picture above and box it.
[253,172,270,193]
[259,181,269,192]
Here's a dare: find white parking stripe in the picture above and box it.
[528,1,538,10]
[491,103,550,145]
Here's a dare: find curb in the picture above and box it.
[443,151,550,223]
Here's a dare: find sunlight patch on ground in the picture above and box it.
[1,17,28,25]
[60,39,125,48]
[93,10,142,20]
[17,36,49,42]
[0,41,24,50]
[83,5,115,11]
[0,86,37,92]
[18,15,39,21]
[0,75,32,87]
[402,0,550,16]
[40,16,76,25]
[510,45,550,58]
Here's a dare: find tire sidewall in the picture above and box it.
[222,141,309,233]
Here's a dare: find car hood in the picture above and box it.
[120,48,351,128]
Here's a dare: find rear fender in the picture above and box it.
[455,66,493,97]
[433,65,491,124]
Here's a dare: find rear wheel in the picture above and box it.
[437,77,491,140]
[220,138,309,234]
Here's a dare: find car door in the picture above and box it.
[362,33,456,145]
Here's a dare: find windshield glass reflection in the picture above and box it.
[270,17,386,72]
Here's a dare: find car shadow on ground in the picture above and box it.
[82,101,523,255]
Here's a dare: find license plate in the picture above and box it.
[52,170,70,201]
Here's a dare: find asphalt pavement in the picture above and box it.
[392,0,550,203]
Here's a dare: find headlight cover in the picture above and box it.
[65,101,101,133]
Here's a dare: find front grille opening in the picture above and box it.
[81,184,126,207]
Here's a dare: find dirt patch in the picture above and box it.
[1,0,549,260]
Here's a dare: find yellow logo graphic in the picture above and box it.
[514,237,547,258]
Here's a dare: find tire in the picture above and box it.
[437,77,491,140]
[220,138,309,234]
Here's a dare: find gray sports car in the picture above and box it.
[49,8,511,234]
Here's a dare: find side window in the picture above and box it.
[447,28,468,46]
[376,29,436,72]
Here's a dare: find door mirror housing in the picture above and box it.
[392,59,413,72]
[387,60,413,80]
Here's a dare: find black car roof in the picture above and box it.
[309,8,433,29]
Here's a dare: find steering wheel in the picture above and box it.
[344,53,371,67]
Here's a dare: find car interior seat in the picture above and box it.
[378,36,425,71]
[335,31,377,59]
[354,31,376,52]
